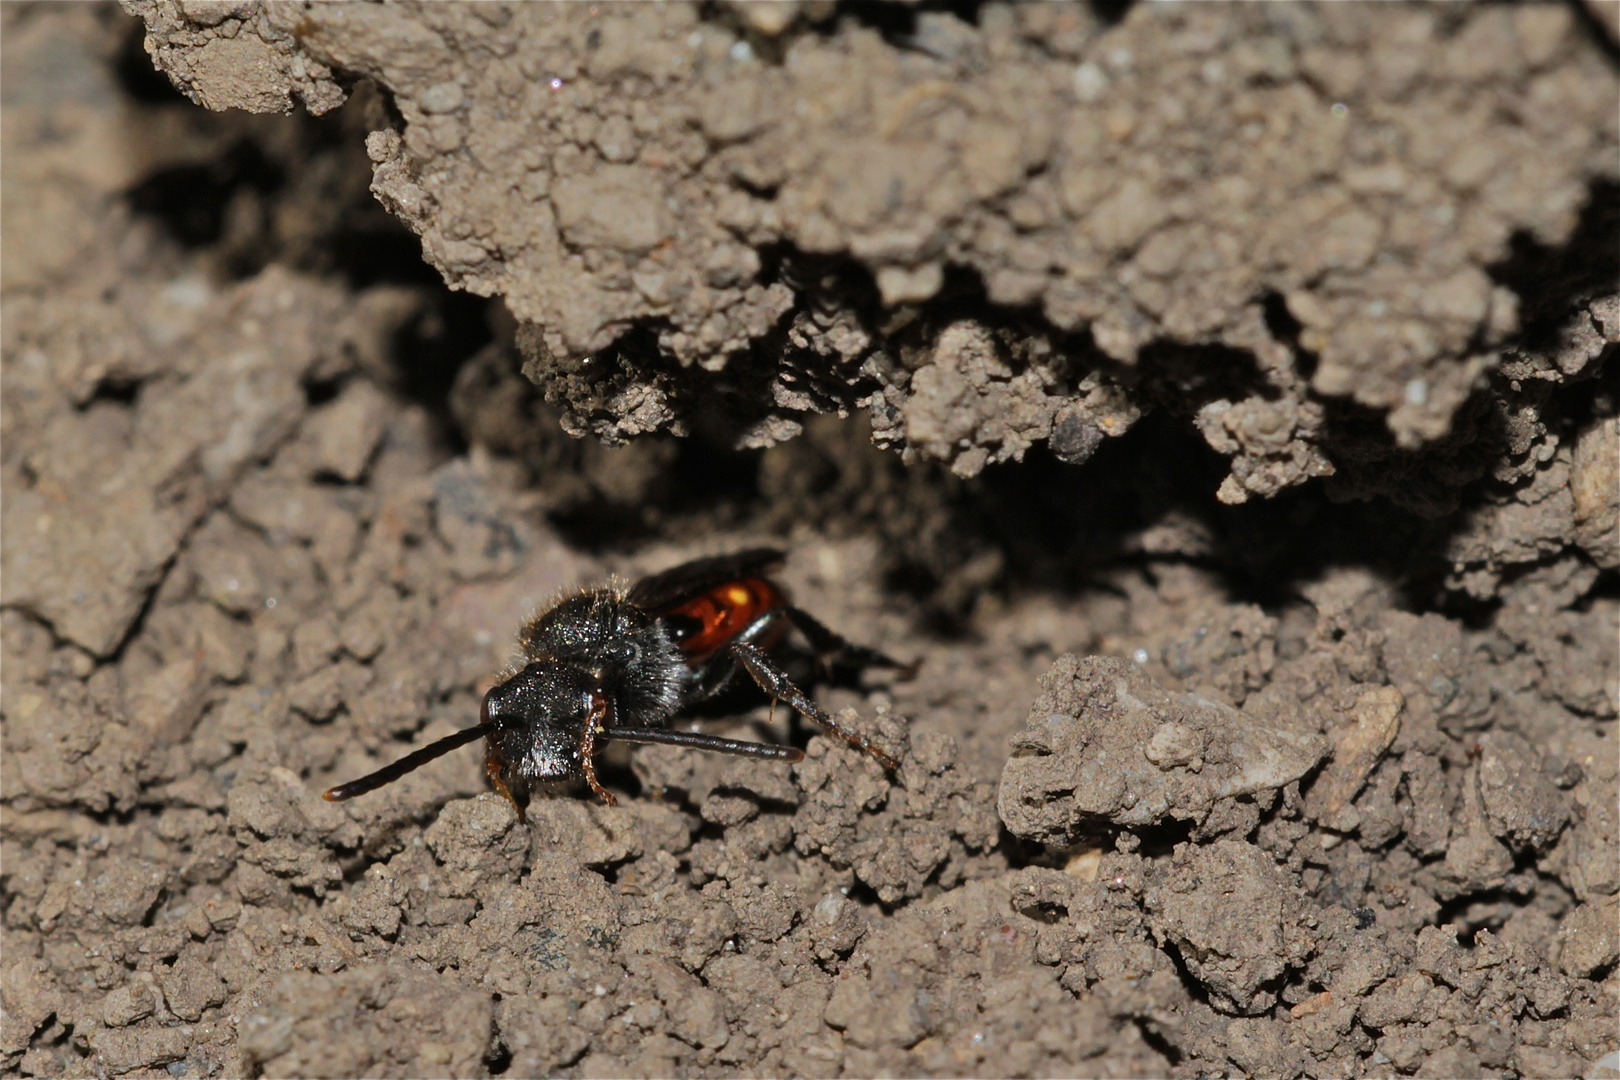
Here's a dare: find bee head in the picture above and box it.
[481,661,596,790]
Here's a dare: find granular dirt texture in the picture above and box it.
[2,3,1617,1079]
[124,0,1618,508]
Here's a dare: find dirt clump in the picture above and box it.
[125,1,1616,511]
[999,655,1328,843]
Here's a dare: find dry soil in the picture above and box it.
[2,3,1617,1078]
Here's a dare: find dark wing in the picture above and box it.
[626,548,786,613]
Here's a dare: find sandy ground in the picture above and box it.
[2,3,1617,1078]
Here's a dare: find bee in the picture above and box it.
[323,549,916,819]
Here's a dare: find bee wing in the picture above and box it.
[626,548,786,613]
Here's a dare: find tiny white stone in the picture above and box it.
[164,275,212,308]
[417,81,464,115]
[1073,62,1108,103]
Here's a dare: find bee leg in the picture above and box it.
[485,749,529,823]
[781,605,921,680]
[727,640,900,771]
[604,727,803,761]
[579,691,617,806]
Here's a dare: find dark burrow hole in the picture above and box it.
[391,292,497,427]
[484,1042,514,1076]
[523,386,1480,629]
[126,139,287,252]
[1129,818,1195,859]
[829,0,1137,38]
[1088,0,1136,26]
[841,878,888,912]
[546,436,764,553]
[303,374,346,409]
[978,414,1461,610]
[80,377,144,409]
[828,0,983,40]
[1138,340,1287,407]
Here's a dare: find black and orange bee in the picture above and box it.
[323,549,916,819]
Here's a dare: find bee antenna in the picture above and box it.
[322,723,495,803]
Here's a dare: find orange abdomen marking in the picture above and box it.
[667,577,783,658]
